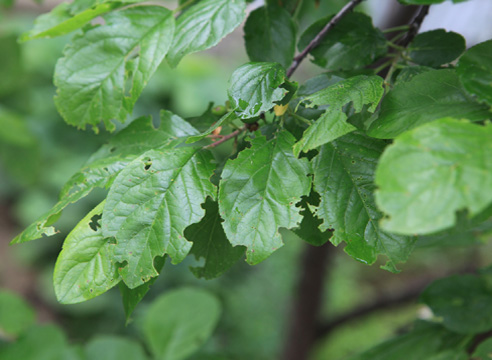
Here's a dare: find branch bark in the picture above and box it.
[398,5,430,48]
[286,0,365,77]
[281,243,333,360]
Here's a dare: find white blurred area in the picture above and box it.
[368,0,492,47]
[420,0,492,46]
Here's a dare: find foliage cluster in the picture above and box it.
[2,0,492,358]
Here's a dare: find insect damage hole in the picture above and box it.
[89,214,102,231]
[143,158,152,171]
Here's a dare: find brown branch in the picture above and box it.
[315,264,480,339]
[205,126,246,148]
[281,243,334,360]
[286,0,365,77]
[315,282,424,339]
[398,5,430,48]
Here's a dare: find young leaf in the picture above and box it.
[367,69,491,139]
[12,113,197,244]
[408,29,466,67]
[185,199,245,279]
[293,75,384,156]
[298,12,387,71]
[421,274,492,334]
[244,4,296,69]
[54,6,175,132]
[218,131,311,264]
[185,111,236,144]
[228,62,287,119]
[312,132,414,272]
[166,0,246,67]
[119,256,165,323]
[102,147,216,288]
[85,336,148,360]
[19,2,121,42]
[376,118,492,235]
[457,39,492,106]
[53,201,121,304]
[142,288,221,360]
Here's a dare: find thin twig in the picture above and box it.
[383,5,430,83]
[398,5,430,48]
[286,0,365,77]
[205,126,246,148]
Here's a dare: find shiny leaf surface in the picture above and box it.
[219,131,311,264]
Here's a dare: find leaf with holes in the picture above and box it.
[376,118,492,235]
[54,6,175,131]
[228,62,287,119]
[102,147,216,288]
[166,0,246,67]
[53,201,120,304]
[219,131,311,264]
[312,132,414,272]
[12,112,196,244]
[367,69,491,139]
[293,75,384,156]
[185,199,245,279]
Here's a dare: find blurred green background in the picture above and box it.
[1,1,492,359]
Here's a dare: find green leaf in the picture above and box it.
[166,0,246,67]
[102,147,216,288]
[292,194,332,247]
[11,112,196,244]
[375,118,492,235]
[408,29,465,67]
[348,321,469,360]
[298,12,387,71]
[119,256,165,323]
[85,336,148,360]
[472,338,492,359]
[0,291,36,337]
[416,204,492,247]
[218,131,311,264]
[244,4,296,69]
[457,39,492,106]
[53,201,121,304]
[368,69,491,139]
[185,111,236,144]
[142,288,221,360]
[312,132,414,272]
[228,62,287,119]
[20,2,120,42]
[185,198,245,279]
[54,6,175,132]
[293,75,384,156]
[421,274,492,334]
[0,325,70,360]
